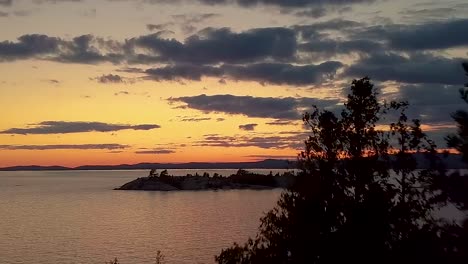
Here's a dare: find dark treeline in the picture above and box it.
[116,169,296,191]
[215,65,468,263]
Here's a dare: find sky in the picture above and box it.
[0,0,467,167]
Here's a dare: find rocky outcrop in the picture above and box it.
[117,177,179,191]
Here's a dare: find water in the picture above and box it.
[0,169,288,264]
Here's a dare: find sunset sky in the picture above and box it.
[0,0,467,167]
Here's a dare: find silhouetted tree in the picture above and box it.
[216,77,459,264]
[446,63,468,163]
[444,63,468,210]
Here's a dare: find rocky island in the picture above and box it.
[115,169,296,191]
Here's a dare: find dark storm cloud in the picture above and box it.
[94,74,125,83]
[130,27,297,64]
[168,94,339,120]
[0,121,161,135]
[144,61,343,85]
[239,123,258,131]
[344,53,467,85]
[0,144,128,150]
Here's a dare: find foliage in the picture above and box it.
[215,77,462,264]
[447,62,468,162]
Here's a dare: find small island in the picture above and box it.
[115,169,296,191]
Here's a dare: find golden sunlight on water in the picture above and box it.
[0,170,284,264]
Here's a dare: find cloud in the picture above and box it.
[114,91,129,96]
[94,74,125,83]
[180,117,212,122]
[116,0,373,9]
[344,52,467,85]
[33,0,83,4]
[130,27,297,64]
[1,18,466,89]
[194,0,374,8]
[223,61,342,85]
[0,144,128,150]
[56,35,124,64]
[0,34,61,61]
[135,149,176,154]
[395,83,465,124]
[146,22,175,31]
[0,121,161,135]
[299,39,382,58]
[0,34,124,63]
[172,13,220,34]
[245,154,297,160]
[194,133,307,149]
[45,79,60,84]
[265,120,297,126]
[389,19,468,51]
[353,19,468,51]
[168,94,339,120]
[239,123,258,131]
[293,19,363,39]
[0,0,12,6]
[145,61,342,85]
[399,7,460,22]
[145,64,223,81]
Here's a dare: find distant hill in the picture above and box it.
[0,165,70,171]
[1,154,466,172]
[0,159,295,171]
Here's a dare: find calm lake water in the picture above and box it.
[0,169,288,264]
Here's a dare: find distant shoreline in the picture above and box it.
[2,153,467,171]
[0,159,295,171]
